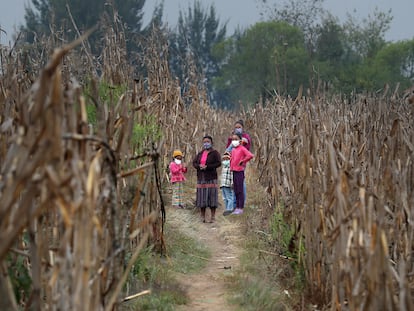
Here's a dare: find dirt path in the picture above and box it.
[168,207,243,311]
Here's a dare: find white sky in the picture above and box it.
[1,0,413,45]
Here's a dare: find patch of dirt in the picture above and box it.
[168,207,243,311]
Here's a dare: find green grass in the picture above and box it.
[224,233,290,311]
[84,80,128,127]
[7,253,32,304]
[122,290,186,311]
[164,222,211,274]
[221,201,300,310]
[122,221,210,310]
[269,208,306,291]
[229,275,288,311]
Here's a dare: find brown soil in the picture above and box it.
[168,207,243,311]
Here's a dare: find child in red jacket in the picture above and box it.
[169,150,187,208]
[229,134,253,215]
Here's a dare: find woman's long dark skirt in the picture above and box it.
[196,179,218,208]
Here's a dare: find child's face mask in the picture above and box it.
[174,159,182,165]
[222,159,230,166]
[231,140,240,147]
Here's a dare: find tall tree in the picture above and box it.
[214,21,308,106]
[358,39,414,92]
[21,0,147,53]
[325,8,393,93]
[314,15,344,63]
[306,7,395,94]
[258,0,325,50]
[168,0,226,104]
[311,14,347,91]
[343,8,392,59]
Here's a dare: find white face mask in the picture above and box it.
[232,140,240,147]
[222,159,230,166]
[174,159,182,165]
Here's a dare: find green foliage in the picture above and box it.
[131,114,162,145]
[98,81,128,103]
[124,292,186,311]
[270,210,295,256]
[370,39,414,90]
[129,247,155,282]
[229,276,287,311]
[7,232,32,304]
[85,103,97,126]
[7,254,32,304]
[21,0,148,54]
[343,8,392,59]
[310,7,408,95]
[123,247,187,311]
[131,115,163,154]
[336,39,414,93]
[269,208,305,288]
[214,21,308,105]
[164,223,210,274]
[315,15,345,64]
[169,0,226,104]
[83,80,162,159]
[124,223,209,310]
[225,222,290,310]
[20,0,412,109]
[259,0,324,41]
[83,80,127,127]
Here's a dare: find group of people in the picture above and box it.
[169,120,253,223]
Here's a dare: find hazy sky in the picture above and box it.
[1,0,413,45]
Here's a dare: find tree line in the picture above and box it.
[19,0,414,109]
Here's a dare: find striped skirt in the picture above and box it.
[172,182,184,206]
[196,179,218,208]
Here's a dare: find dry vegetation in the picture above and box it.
[248,92,414,310]
[0,27,168,310]
[1,19,413,311]
[0,21,232,310]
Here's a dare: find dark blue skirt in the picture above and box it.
[196,179,218,208]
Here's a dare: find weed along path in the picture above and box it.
[168,207,242,311]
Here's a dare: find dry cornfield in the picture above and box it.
[1,22,413,311]
[248,92,414,310]
[0,23,233,310]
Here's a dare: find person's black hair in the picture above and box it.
[203,135,213,144]
[235,119,244,127]
[233,133,242,140]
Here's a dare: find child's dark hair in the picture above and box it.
[233,133,242,140]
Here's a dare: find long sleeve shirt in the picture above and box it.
[192,149,221,181]
[169,162,187,183]
[220,161,232,188]
[230,145,254,172]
